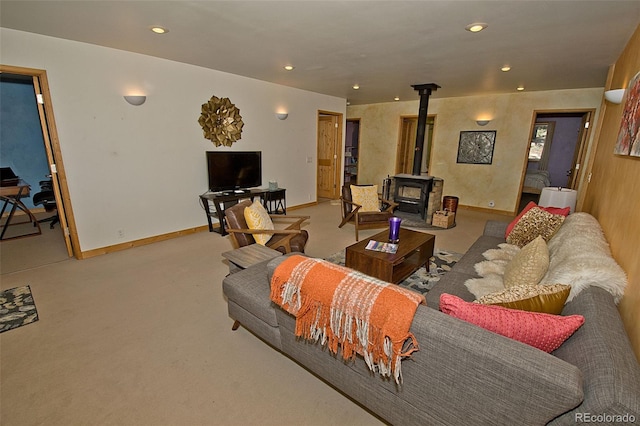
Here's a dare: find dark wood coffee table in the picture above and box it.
[345,228,435,283]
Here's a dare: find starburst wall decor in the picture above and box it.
[198,95,244,147]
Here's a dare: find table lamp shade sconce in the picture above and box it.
[276,112,288,120]
[538,187,577,213]
[476,119,491,126]
[124,95,146,106]
[604,89,625,104]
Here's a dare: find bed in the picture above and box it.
[522,169,551,194]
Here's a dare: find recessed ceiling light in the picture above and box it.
[150,26,168,34]
[465,23,487,33]
[517,86,525,91]
[501,66,511,72]
[352,84,360,90]
[284,65,294,71]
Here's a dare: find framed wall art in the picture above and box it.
[613,70,640,157]
[456,130,497,165]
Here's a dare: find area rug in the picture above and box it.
[0,285,39,333]
[324,249,462,295]
[393,210,456,230]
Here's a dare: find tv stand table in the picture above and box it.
[200,188,286,236]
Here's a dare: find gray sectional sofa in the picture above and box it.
[222,217,640,425]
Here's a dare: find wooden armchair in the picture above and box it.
[338,185,398,241]
[224,200,309,254]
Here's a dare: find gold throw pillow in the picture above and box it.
[506,207,565,248]
[476,284,571,315]
[350,185,380,212]
[244,199,274,245]
[503,235,549,288]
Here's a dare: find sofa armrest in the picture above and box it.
[399,307,584,425]
[483,220,509,238]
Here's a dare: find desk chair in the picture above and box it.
[33,180,58,229]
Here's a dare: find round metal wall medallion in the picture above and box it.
[198,96,244,147]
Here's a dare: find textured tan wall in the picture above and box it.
[348,89,602,214]
[583,24,640,361]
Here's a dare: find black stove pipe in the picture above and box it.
[411,83,440,176]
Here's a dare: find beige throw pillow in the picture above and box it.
[350,185,380,212]
[476,284,571,315]
[506,206,565,248]
[503,235,549,288]
[244,199,274,245]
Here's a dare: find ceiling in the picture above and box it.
[1,1,639,105]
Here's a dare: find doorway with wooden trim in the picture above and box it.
[317,111,343,200]
[519,109,594,211]
[397,115,435,175]
[0,64,78,258]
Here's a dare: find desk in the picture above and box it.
[0,180,42,241]
[200,188,286,236]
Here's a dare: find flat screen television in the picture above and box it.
[206,151,262,193]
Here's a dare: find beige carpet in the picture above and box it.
[0,201,508,426]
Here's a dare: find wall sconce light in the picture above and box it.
[276,112,288,120]
[476,119,491,126]
[604,89,625,104]
[124,95,146,106]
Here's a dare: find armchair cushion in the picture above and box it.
[350,185,380,212]
[244,199,274,245]
[268,230,309,254]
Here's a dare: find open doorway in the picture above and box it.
[0,65,78,261]
[344,119,359,186]
[519,110,594,211]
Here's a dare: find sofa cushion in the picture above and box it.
[476,283,571,314]
[440,293,584,352]
[244,199,274,245]
[505,201,570,238]
[506,206,565,247]
[350,184,380,212]
[503,235,549,288]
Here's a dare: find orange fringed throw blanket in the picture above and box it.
[270,255,426,384]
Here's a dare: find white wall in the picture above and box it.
[0,29,346,252]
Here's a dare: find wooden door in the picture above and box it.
[317,112,342,199]
[32,75,74,256]
[397,117,417,174]
[0,65,77,258]
[396,116,434,175]
[568,112,592,189]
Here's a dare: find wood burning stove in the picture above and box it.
[393,174,433,219]
[392,83,440,220]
